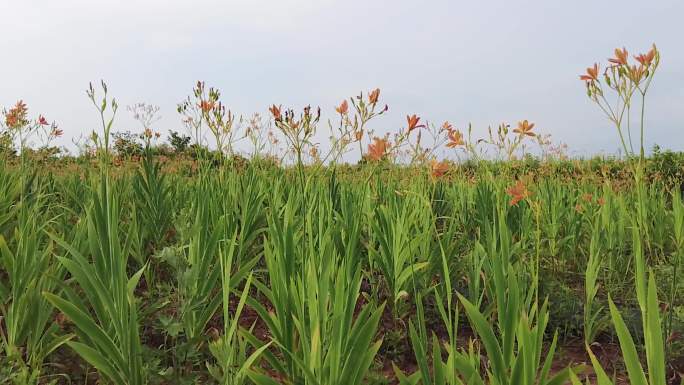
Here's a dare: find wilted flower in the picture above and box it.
[608,47,628,66]
[506,179,531,206]
[597,197,606,206]
[38,115,49,125]
[368,88,380,104]
[207,327,220,341]
[581,193,593,203]
[354,130,363,141]
[513,120,535,137]
[406,114,425,132]
[430,160,449,178]
[579,63,599,81]
[51,127,64,137]
[335,100,349,115]
[367,136,389,161]
[55,312,68,329]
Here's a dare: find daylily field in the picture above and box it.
[1,45,683,385]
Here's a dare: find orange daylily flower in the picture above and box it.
[634,45,656,67]
[581,193,593,203]
[446,129,465,148]
[5,100,28,128]
[579,63,599,81]
[368,88,380,104]
[513,120,535,137]
[608,47,628,66]
[506,179,531,206]
[335,100,349,115]
[367,137,389,161]
[4,115,16,128]
[406,114,425,132]
[199,100,215,113]
[269,105,282,121]
[430,160,449,178]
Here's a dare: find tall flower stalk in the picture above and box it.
[86,80,119,170]
[580,45,659,167]
[579,45,670,385]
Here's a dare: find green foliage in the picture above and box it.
[112,131,144,158]
[0,192,71,384]
[3,60,680,383]
[44,180,147,385]
[132,151,174,262]
[0,147,682,384]
[168,130,191,154]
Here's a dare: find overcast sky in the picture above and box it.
[2,0,683,159]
